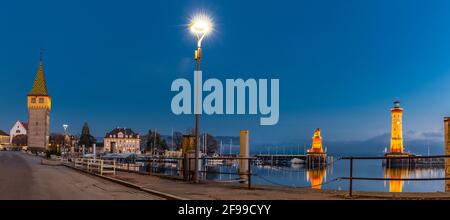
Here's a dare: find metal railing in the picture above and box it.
[110,156,256,189]
[340,155,449,197]
[72,158,116,175]
[187,157,255,189]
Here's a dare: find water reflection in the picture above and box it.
[384,167,409,192]
[383,166,445,192]
[306,168,327,189]
[130,159,446,192]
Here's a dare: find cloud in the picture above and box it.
[421,131,443,138]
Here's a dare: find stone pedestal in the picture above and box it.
[444,117,450,192]
[181,135,196,181]
[306,153,327,169]
[239,130,250,181]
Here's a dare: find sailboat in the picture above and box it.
[291,158,305,164]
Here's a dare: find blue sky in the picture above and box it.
[1,0,450,145]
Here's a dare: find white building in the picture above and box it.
[104,128,141,154]
[9,121,28,143]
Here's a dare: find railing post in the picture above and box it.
[248,158,252,190]
[349,157,353,197]
[188,158,191,181]
[100,160,103,175]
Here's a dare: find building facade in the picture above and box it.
[27,59,51,151]
[104,128,140,154]
[9,121,28,143]
[0,130,10,146]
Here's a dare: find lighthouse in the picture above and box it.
[390,101,404,154]
[384,100,415,168]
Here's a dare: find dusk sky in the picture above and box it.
[1,0,450,145]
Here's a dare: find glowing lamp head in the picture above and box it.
[189,14,213,35]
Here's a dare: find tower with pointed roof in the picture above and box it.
[27,54,51,151]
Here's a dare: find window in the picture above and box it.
[36,122,38,126]
[31,98,36,103]
[39,98,45,103]
[16,130,20,133]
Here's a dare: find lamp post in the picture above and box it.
[189,14,213,183]
[62,124,68,155]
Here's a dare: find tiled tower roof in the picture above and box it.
[29,62,49,96]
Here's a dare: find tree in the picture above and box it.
[12,134,27,146]
[48,133,65,156]
[146,130,168,154]
[49,133,65,148]
[78,122,96,149]
[172,131,183,150]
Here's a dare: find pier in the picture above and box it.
[382,154,445,168]
[255,154,307,165]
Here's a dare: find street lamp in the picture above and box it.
[63,124,69,134]
[189,13,213,183]
[62,124,68,155]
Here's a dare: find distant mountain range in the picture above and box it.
[249,132,444,156]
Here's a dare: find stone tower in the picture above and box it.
[390,101,404,154]
[27,57,51,152]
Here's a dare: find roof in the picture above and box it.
[0,130,9,136]
[29,62,49,96]
[20,121,28,130]
[12,121,28,130]
[105,128,139,138]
